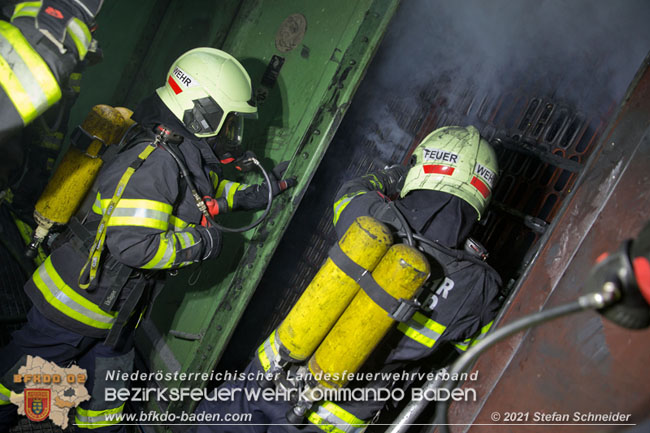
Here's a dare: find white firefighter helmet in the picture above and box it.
[400,125,499,220]
[156,47,257,146]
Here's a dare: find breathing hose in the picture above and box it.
[388,201,414,247]
[162,142,273,233]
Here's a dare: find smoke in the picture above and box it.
[385,0,647,109]
[347,0,650,161]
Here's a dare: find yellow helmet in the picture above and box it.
[156,47,257,138]
[400,126,499,220]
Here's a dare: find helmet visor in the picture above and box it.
[182,96,225,136]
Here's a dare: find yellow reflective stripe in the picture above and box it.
[321,401,366,425]
[453,339,472,352]
[0,21,61,124]
[217,180,242,210]
[332,191,366,226]
[366,174,383,191]
[33,257,117,329]
[0,382,11,405]
[141,232,176,270]
[176,231,196,267]
[41,131,64,151]
[69,72,82,93]
[76,403,125,428]
[11,2,41,20]
[257,330,280,372]
[92,192,102,215]
[454,320,495,352]
[177,232,190,249]
[397,312,446,348]
[169,215,189,231]
[257,341,271,372]
[209,171,219,190]
[307,401,366,433]
[307,412,347,433]
[107,215,167,231]
[66,17,91,60]
[269,330,278,356]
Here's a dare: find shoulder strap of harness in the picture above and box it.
[77,130,162,290]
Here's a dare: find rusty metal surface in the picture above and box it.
[448,55,650,432]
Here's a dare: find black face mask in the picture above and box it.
[204,113,244,164]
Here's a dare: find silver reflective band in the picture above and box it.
[111,207,169,223]
[404,318,443,342]
[66,18,90,59]
[0,32,50,113]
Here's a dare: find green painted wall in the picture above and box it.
[64,0,399,423]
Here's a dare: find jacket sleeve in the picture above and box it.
[332,170,405,238]
[100,148,213,270]
[447,272,503,353]
[206,168,264,212]
[0,1,101,137]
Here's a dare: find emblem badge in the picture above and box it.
[25,389,51,422]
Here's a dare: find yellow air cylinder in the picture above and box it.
[30,105,128,249]
[276,216,393,362]
[308,243,430,389]
[115,107,135,132]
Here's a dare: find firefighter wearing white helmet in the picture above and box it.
[0,47,295,432]
[191,125,502,433]
[401,125,499,220]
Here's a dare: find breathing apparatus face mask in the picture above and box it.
[182,95,246,164]
[205,113,245,164]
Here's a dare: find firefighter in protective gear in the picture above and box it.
[0,0,101,269]
[192,125,502,433]
[0,47,296,431]
[0,0,102,143]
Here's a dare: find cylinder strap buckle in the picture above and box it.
[70,125,108,159]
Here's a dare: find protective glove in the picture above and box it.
[200,196,228,227]
[198,225,222,261]
[374,164,407,197]
[266,160,297,197]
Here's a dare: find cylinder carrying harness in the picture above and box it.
[68,123,274,347]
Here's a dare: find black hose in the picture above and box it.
[162,142,273,233]
[204,157,273,233]
[426,299,588,433]
[388,201,414,247]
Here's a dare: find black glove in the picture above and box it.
[266,160,297,197]
[199,225,222,261]
[369,164,407,197]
